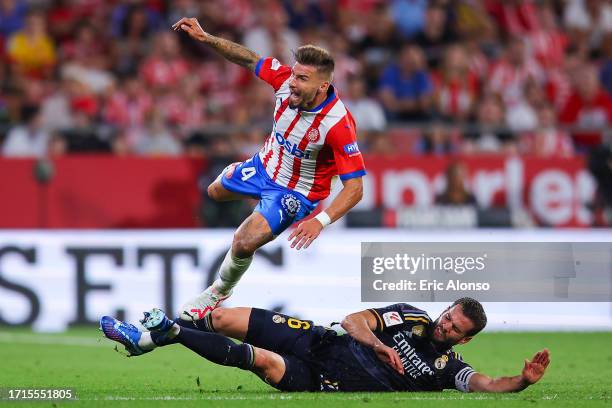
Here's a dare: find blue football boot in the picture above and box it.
[99,316,150,357]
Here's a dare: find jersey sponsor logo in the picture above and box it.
[383,311,403,327]
[281,194,301,216]
[392,331,434,378]
[343,142,361,157]
[275,132,313,159]
[306,128,320,143]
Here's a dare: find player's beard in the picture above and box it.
[289,88,317,110]
[430,318,457,350]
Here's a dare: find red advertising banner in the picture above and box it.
[360,155,595,227]
[0,155,596,228]
[0,156,206,228]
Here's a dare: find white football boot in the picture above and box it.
[178,286,231,322]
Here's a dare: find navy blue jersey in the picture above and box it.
[348,303,476,392]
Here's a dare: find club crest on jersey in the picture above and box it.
[383,311,403,327]
[434,355,448,370]
[412,325,425,337]
[306,128,320,143]
[281,194,301,216]
[343,142,361,157]
[272,314,286,324]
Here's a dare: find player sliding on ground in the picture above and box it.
[171,17,366,323]
[100,297,550,392]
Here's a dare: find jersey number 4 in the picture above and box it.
[241,167,256,181]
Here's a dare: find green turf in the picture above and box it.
[0,328,611,407]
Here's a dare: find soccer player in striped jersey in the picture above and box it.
[171,18,366,322]
[101,297,550,393]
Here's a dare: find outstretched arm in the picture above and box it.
[469,349,550,393]
[172,17,260,71]
[288,177,363,250]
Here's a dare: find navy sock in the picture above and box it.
[175,315,215,332]
[177,326,255,370]
[150,330,179,346]
[150,316,215,347]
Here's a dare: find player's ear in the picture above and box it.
[458,336,473,345]
[319,80,330,93]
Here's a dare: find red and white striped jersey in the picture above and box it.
[254,57,366,201]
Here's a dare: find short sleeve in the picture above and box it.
[368,303,430,332]
[325,113,366,181]
[439,355,476,393]
[254,57,292,92]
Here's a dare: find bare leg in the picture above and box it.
[209,307,252,340]
[231,212,275,258]
[210,212,275,295]
[207,177,249,201]
[251,347,286,385]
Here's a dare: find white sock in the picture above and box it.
[138,332,157,350]
[212,249,253,296]
[138,323,180,350]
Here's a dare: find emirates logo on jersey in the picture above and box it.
[306,128,320,143]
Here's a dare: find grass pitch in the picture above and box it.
[0,328,611,407]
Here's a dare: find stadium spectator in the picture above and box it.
[485,0,540,38]
[432,44,479,122]
[487,36,544,108]
[519,103,575,158]
[379,44,433,122]
[2,104,49,157]
[563,0,612,57]
[110,0,163,40]
[352,1,402,91]
[134,108,182,156]
[344,75,387,134]
[6,9,57,78]
[39,78,76,132]
[452,0,496,41]
[505,79,546,133]
[415,122,461,156]
[156,73,208,136]
[559,64,612,151]
[413,3,456,69]
[111,3,155,77]
[282,0,326,31]
[389,0,427,39]
[0,0,27,38]
[436,162,477,206]
[140,32,190,90]
[527,3,568,70]
[104,76,153,130]
[244,6,300,65]
[464,94,515,154]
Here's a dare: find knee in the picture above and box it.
[207,182,222,201]
[210,308,227,332]
[253,351,285,384]
[232,232,258,257]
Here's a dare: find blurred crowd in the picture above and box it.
[1,0,612,160]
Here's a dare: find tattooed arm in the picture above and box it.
[172,17,260,71]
